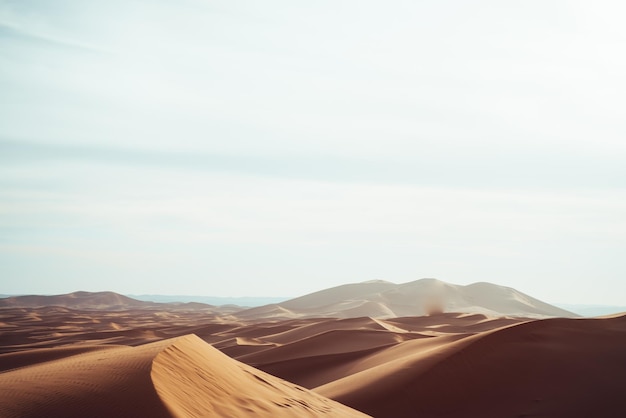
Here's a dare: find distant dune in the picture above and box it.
[237,278,578,319]
[0,280,578,319]
[130,295,290,307]
[0,291,146,309]
[0,291,241,314]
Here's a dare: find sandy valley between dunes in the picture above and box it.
[1,296,626,417]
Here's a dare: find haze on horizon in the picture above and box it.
[1,1,625,305]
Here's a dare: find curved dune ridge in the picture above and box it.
[315,315,626,418]
[0,334,369,418]
[152,334,368,417]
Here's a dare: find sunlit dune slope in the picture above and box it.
[0,334,369,418]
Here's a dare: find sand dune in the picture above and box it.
[0,334,368,418]
[280,280,396,310]
[1,279,576,320]
[0,291,238,313]
[238,278,578,319]
[0,344,124,373]
[231,313,526,389]
[1,288,624,417]
[0,339,172,417]
[153,334,368,417]
[0,291,149,310]
[318,315,626,417]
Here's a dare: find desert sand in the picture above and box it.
[1,283,625,417]
[235,279,578,319]
[0,328,367,418]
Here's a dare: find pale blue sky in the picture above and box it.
[1,0,625,304]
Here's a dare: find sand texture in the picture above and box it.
[0,332,368,418]
[1,287,625,417]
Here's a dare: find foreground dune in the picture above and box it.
[315,316,626,417]
[0,334,369,418]
[0,339,171,417]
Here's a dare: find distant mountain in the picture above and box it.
[129,294,289,307]
[0,291,145,310]
[237,279,578,320]
[0,291,238,312]
[0,281,581,319]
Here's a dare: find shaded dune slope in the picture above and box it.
[0,344,124,373]
[228,314,525,389]
[316,315,626,418]
[0,341,172,418]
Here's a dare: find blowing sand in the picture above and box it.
[1,303,625,417]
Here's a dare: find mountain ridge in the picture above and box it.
[1,279,578,318]
[239,278,578,319]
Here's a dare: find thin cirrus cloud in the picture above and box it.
[1,139,625,191]
[0,21,104,53]
[1,1,626,303]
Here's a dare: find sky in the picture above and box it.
[1,0,625,304]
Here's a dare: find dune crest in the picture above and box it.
[152,334,368,417]
[0,334,369,417]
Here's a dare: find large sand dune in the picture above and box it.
[0,333,368,418]
[238,278,578,319]
[2,304,625,417]
[1,282,623,417]
[1,279,577,320]
[316,315,626,417]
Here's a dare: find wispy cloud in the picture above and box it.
[0,21,106,54]
[1,1,626,302]
[2,139,625,191]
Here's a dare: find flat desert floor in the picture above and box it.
[1,306,626,417]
